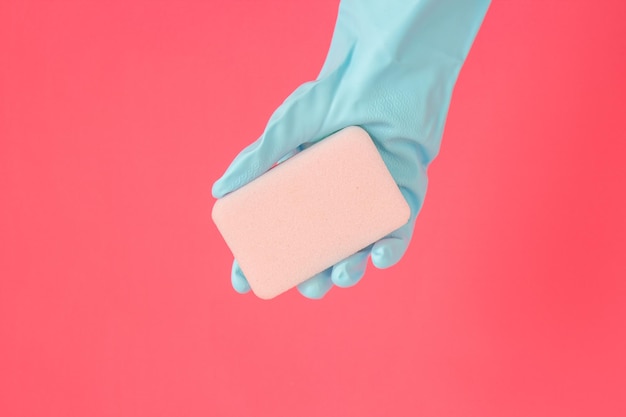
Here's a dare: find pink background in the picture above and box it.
[1,1,625,416]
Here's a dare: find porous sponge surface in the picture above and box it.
[212,126,410,299]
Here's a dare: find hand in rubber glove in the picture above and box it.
[212,0,491,298]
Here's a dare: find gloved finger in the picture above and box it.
[273,140,318,166]
[275,145,303,165]
[231,259,251,294]
[212,79,336,199]
[370,235,410,269]
[370,181,420,269]
[331,248,369,288]
[297,267,333,299]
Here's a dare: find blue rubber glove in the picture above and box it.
[213,0,491,299]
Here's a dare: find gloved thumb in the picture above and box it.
[212,79,336,199]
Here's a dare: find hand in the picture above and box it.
[212,0,491,298]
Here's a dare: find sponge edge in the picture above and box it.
[212,126,410,299]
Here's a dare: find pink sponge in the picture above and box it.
[212,126,410,299]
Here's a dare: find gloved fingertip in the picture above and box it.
[231,261,251,294]
[297,270,332,299]
[212,172,244,199]
[371,238,408,269]
[211,179,226,199]
[331,262,366,288]
[371,245,390,264]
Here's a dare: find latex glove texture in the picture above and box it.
[212,0,491,298]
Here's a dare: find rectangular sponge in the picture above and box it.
[212,126,410,299]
